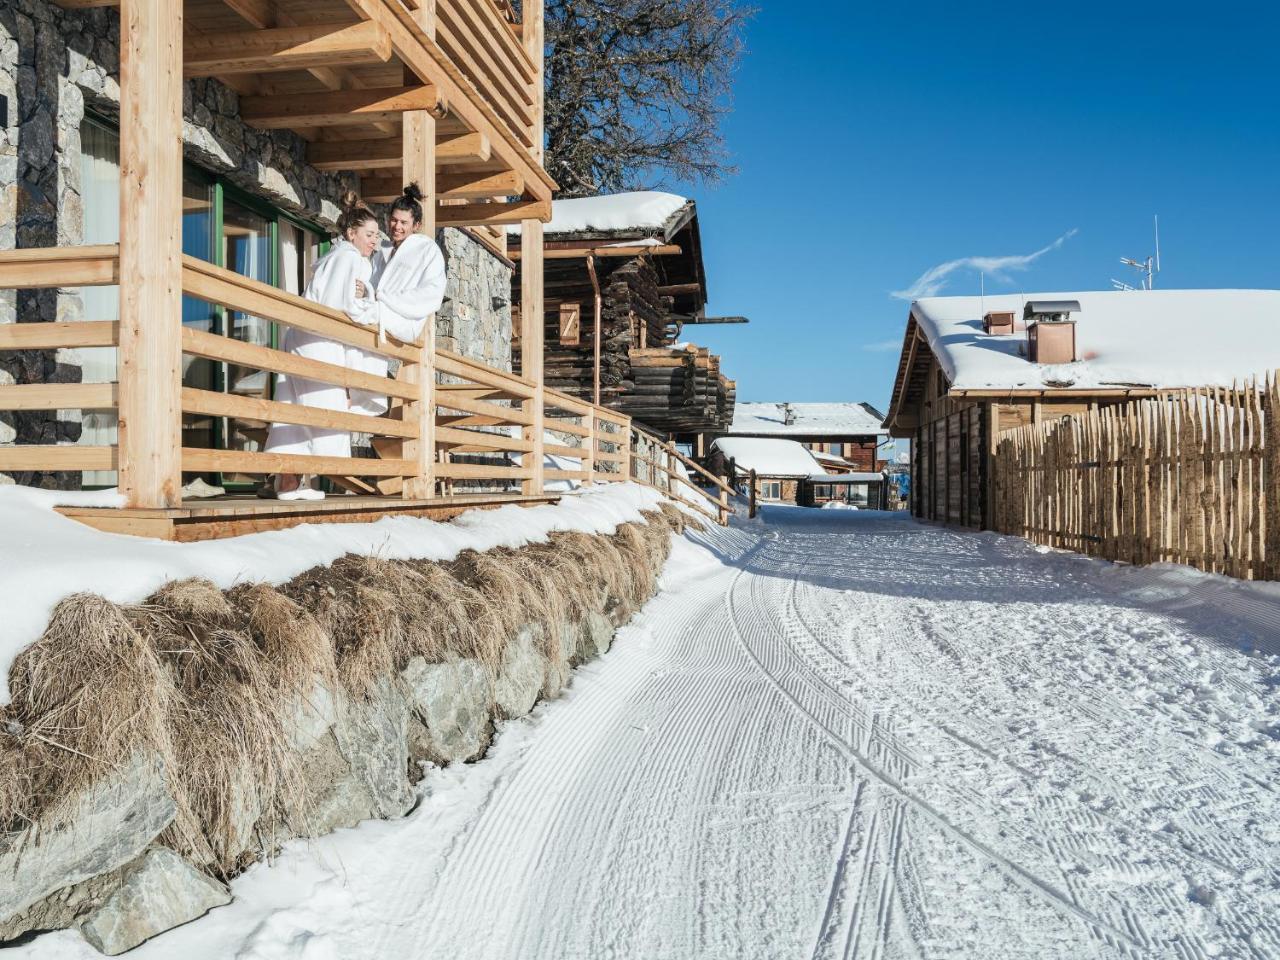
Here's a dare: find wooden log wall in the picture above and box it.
[992,378,1280,581]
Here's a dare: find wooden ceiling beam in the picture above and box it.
[240,85,439,128]
[308,130,490,171]
[436,199,550,228]
[184,22,393,78]
[221,0,276,29]
[364,169,521,201]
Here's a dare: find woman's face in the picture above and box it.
[346,219,380,258]
[388,208,418,246]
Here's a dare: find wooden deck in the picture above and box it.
[57,492,560,542]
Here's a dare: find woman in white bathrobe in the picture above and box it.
[263,197,381,499]
[349,183,447,416]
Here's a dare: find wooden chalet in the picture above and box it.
[883,289,1280,529]
[707,401,888,471]
[709,436,821,505]
[510,191,741,438]
[0,0,666,539]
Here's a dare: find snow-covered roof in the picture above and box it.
[506,191,692,239]
[912,289,1280,391]
[811,450,854,467]
[729,402,888,437]
[710,437,823,478]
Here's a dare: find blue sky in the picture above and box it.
[667,1,1280,413]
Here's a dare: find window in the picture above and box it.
[761,481,782,501]
[78,116,326,488]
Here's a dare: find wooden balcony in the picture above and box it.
[51,0,555,229]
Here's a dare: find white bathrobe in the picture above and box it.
[350,232,447,416]
[264,239,376,457]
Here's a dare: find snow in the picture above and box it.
[810,450,854,468]
[710,437,823,477]
[0,482,665,705]
[912,288,1280,391]
[729,401,889,437]
[16,507,1280,959]
[506,191,689,238]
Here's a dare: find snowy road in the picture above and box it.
[24,507,1280,960]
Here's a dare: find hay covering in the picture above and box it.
[0,506,683,882]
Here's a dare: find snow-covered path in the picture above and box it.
[23,507,1280,960]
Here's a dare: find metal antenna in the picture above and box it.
[1154,215,1161,281]
[1119,216,1161,290]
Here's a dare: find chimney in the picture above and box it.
[782,403,796,426]
[983,311,1016,335]
[1024,300,1080,364]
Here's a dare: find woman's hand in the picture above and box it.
[354,279,368,299]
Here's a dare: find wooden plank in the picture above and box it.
[308,131,490,170]
[239,85,441,128]
[0,382,117,411]
[435,392,532,425]
[0,321,119,350]
[60,514,176,540]
[181,386,418,438]
[521,213,544,495]
[435,461,531,480]
[184,22,392,77]
[117,0,183,509]
[0,445,118,471]
[363,169,521,201]
[435,425,532,451]
[0,245,120,289]
[558,301,581,346]
[182,447,414,477]
[436,199,550,227]
[435,350,536,395]
[510,243,682,260]
[183,257,419,361]
[183,327,420,401]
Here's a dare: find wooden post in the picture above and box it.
[586,253,601,406]
[520,0,545,495]
[583,411,595,485]
[718,476,729,525]
[748,468,757,519]
[117,0,183,509]
[402,0,437,500]
[1265,375,1280,580]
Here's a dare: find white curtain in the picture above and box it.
[79,120,121,485]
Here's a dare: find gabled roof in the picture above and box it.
[885,288,1280,433]
[729,402,888,438]
[710,437,823,478]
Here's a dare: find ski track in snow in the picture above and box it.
[19,507,1280,960]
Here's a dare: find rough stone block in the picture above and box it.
[494,624,546,719]
[331,678,415,820]
[0,753,176,942]
[402,656,493,764]
[78,848,230,956]
[574,611,614,665]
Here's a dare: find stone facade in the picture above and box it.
[0,0,514,488]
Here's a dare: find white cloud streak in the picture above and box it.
[891,228,1079,301]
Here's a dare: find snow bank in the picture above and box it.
[710,437,823,478]
[912,289,1280,391]
[729,402,888,437]
[506,191,689,237]
[0,483,666,704]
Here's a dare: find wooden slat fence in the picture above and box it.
[992,379,1280,580]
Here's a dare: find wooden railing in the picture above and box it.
[992,380,1280,581]
[0,244,734,511]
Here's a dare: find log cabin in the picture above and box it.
[0,0,654,540]
[508,191,741,439]
[709,436,822,505]
[883,289,1280,529]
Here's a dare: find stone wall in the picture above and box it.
[0,0,515,486]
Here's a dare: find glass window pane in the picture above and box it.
[221,199,274,482]
[181,175,219,459]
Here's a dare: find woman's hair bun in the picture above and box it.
[340,190,361,211]
[402,182,424,203]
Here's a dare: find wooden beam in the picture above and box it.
[222,0,276,29]
[436,199,550,227]
[0,383,118,410]
[307,131,490,171]
[118,0,183,509]
[0,245,120,288]
[239,85,440,129]
[363,169,520,201]
[400,0,438,501]
[0,446,118,471]
[509,243,682,260]
[183,447,414,478]
[181,387,418,439]
[183,22,392,77]
[0,321,119,350]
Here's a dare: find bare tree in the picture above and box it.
[539,0,752,197]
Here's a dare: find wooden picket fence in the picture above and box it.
[992,378,1280,581]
